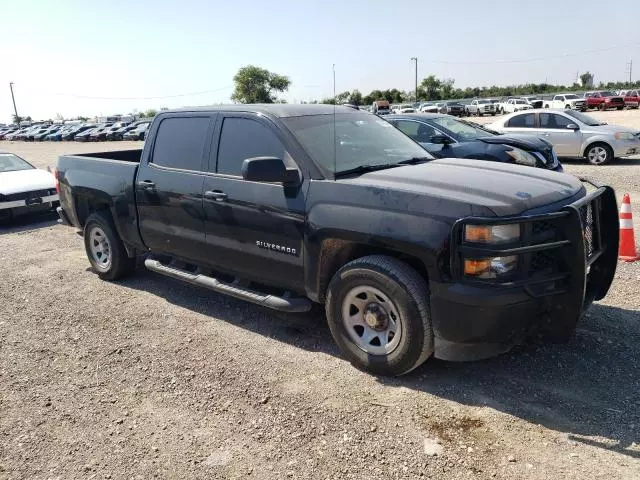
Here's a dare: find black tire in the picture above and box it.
[617,106,624,110]
[565,104,571,110]
[584,142,614,166]
[598,103,605,111]
[83,211,135,280]
[325,255,433,376]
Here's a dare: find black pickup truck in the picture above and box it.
[56,105,619,376]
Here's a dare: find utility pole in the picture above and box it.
[9,82,19,122]
[626,59,633,83]
[410,57,418,102]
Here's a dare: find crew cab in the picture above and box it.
[499,98,533,114]
[543,94,587,111]
[56,105,618,376]
[465,99,496,117]
[584,91,625,110]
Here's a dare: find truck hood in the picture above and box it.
[345,159,582,217]
[0,168,56,195]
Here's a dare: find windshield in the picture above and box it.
[600,91,616,97]
[431,117,493,141]
[282,112,431,176]
[563,110,605,126]
[0,153,34,173]
[478,100,491,104]
[515,99,527,104]
[564,94,579,99]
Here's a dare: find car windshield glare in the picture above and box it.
[0,153,34,173]
[563,110,604,126]
[282,112,431,176]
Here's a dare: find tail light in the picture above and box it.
[54,168,60,193]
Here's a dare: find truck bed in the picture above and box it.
[67,149,142,163]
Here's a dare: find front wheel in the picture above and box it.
[84,211,135,280]
[585,142,613,165]
[325,255,433,376]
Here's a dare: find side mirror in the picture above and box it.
[430,134,452,145]
[566,123,579,130]
[241,157,300,185]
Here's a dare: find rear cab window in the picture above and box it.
[151,117,211,171]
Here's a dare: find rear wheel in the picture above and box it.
[585,142,613,165]
[325,255,433,376]
[598,103,605,111]
[84,211,135,280]
[617,106,624,110]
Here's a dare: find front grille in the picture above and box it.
[3,189,55,202]
[579,203,597,258]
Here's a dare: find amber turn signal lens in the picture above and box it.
[464,259,491,276]
[464,226,491,242]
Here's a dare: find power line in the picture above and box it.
[13,85,234,101]
[423,41,640,65]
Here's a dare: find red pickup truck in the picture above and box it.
[618,89,640,109]
[584,91,625,110]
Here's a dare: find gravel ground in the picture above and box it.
[1,116,640,480]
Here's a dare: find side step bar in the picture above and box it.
[144,258,312,313]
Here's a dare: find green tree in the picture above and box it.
[580,71,593,88]
[231,65,291,104]
[440,78,455,99]
[348,89,363,106]
[11,114,23,125]
[420,75,442,100]
[142,109,158,118]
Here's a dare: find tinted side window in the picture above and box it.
[395,120,436,143]
[540,113,573,129]
[152,117,210,171]
[506,113,535,128]
[216,117,285,176]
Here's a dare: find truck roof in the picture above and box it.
[162,104,357,118]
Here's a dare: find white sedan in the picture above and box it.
[486,109,640,165]
[0,151,59,222]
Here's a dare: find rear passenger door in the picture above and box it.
[136,114,215,262]
[502,112,537,133]
[201,113,306,292]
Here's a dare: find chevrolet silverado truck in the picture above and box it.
[543,94,587,111]
[56,105,619,376]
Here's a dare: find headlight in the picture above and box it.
[614,132,634,140]
[464,256,518,279]
[464,224,520,243]
[505,147,538,167]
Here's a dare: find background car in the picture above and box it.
[387,113,561,171]
[487,109,640,165]
[392,104,416,114]
[465,99,496,117]
[418,102,439,113]
[122,122,150,140]
[583,91,625,111]
[438,101,465,117]
[618,90,640,109]
[75,127,99,142]
[0,151,59,223]
[499,98,533,114]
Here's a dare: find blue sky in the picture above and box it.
[2,0,639,123]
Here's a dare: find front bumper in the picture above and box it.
[611,138,640,157]
[430,179,618,361]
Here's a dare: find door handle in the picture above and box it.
[137,180,156,189]
[204,190,228,202]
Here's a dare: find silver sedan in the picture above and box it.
[487,109,640,165]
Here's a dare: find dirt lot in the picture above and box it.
[1,111,639,480]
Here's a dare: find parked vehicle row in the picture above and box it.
[0,121,151,142]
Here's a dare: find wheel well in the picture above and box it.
[316,239,429,303]
[582,141,611,157]
[74,195,111,228]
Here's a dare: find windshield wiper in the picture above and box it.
[334,163,402,178]
[396,156,432,165]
